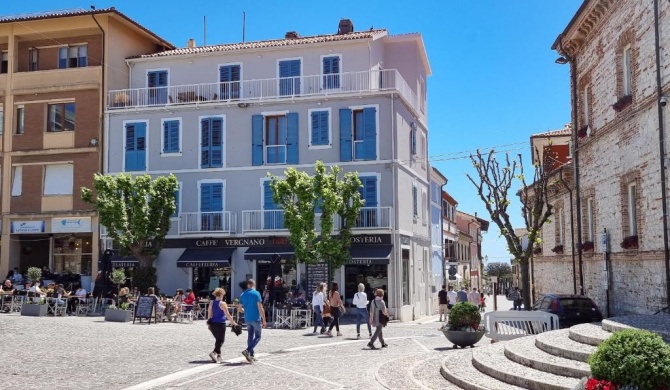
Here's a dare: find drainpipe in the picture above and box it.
[653,0,670,311]
[390,93,400,316]
[559,166,578,294]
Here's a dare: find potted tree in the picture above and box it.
[104,268,133,322]
[440,302,486,348]
[26,266,42,283]
[21,298,48,317]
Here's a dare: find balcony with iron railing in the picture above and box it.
[241,207,393,234]
[178,211,236,235]
[107,69,424,117]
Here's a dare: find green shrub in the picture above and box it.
[588,329,670,390]
[448,302,481,329]
[110,269,127,286]
[26,267,42,283]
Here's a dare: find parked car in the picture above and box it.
[531,294,604,328]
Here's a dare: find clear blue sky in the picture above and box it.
[3,1,583,263]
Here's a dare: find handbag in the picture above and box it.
[231,324,242,336]
[375,300,389,327]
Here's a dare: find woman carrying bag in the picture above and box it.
[326,282,343,337]
[206,288,238,363]
[368,288,389,349]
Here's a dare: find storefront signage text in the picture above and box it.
[51,217,92,233]
[11,221,45,234]
[180,262,227,268]
[165,234,391,248]
[351,236,382,244]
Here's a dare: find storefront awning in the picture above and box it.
[109,250,139,268]
[348,244,393,265]
[176,248,235,268]
[244,246,295,261]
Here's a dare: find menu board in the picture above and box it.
[133,296,156,324]
[306,262,329,300]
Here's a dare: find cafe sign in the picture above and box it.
[11,220,45,234]
[165,234,391,248]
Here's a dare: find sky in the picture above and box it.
[2,1,583,263]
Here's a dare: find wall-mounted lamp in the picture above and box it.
[89,138,99,147]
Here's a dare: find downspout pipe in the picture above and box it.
[559,166,578,294]
[653,0,670,312]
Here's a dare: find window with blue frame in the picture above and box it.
[339,107,376,161]
[162,119,180,154]
[322,56,340,89]
[309,110,330,147]
[263,181,284,229]
[219,64,241,100]
[124,122,146,171]
[58,45,87,69]
[357,176,378,228]
[201,117,223,168]
[278,59,301,96]
[147,70,168,105]
[200,182,223,231]
[251,113,299,166]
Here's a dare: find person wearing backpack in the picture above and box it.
[352,283,372,339]
[368,288,389,349]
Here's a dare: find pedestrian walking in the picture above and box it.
[479,292,486,313]
[447,286,457,311]
[509,287,522,311]
[457,286,468,303]
[469,288,479,307]
[326,282,343,336]
[352,283,372,339]
[437,285,449,322]
[206,288,238,363]
[239,279,266,363]
[368,288,389,349]
[312,283,326,334]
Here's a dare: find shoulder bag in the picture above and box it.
[375,300,389,327]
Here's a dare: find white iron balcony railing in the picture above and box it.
[334,207,393,230]
[242,210,286,233]
[108,69,422,115]
[179,211,236,234]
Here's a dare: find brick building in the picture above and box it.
[0,8,171,284]
[533,0,670,315]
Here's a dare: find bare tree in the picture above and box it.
[467,150,553,309]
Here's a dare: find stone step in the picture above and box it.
[440,349,525,390]
[535,329,596,362]
[412,355,464,390]
[568,323,611,346]
[504,335,591,378]
[472,343,580,390]
[376,352,463,390]
[602,315,670,342]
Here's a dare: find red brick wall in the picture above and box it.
[16,34,102,72]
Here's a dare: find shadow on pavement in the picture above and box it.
[188,360,215,365]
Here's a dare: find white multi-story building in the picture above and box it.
[103,20,433,320]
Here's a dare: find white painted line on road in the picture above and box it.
[277,334,426,353]
[172,366,239,387]
[258,360,344,388]
[412,338,431,353]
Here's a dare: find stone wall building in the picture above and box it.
[535,0,670,315]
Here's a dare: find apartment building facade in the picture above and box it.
[538,0,670,315]
[429,168,447,293]
[0,8,172,284]
[104,21,432,320]
[442,190,459,285]
[456,211,488,290]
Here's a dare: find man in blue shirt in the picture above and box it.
[239,279,266,363]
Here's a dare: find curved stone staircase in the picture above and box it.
[439,315,670,390]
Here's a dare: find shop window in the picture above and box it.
[344,264,388,305]
[53,237,92,274]
[192,266,232,302]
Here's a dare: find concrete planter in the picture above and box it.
[442,330,485,348]
[104,309,133,322]
[21,303,48,317]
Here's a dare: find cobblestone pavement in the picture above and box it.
[1,296,513,389]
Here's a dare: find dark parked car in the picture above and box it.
[532,294,603,328]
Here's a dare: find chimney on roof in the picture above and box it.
[338,19,354,34]
[187,38,196,48]
[284,31,300,39]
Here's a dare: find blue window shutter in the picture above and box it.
[320,111,329,145]
[201,119,210,168]
[413,185,418,216]
[132,122,146,171]
[124,123,136,171]
[363,107,376,160]
[252,115,264,166]
[322,57,332,74]
[339,109,352,161]
[323,56,340,89]
[286,112,299,164]
[163,120,180,153]
[263,181,277,210]
[211,183,223,211]
[200,183,212,212]
[359,177,378,208]
[220,66,231,82]
[172,190,179,217]
[310,112,320,146]
[210,118,223,167]
[58,48,67,69]
[279,61,291,78]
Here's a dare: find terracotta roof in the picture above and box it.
[442,190,458,206]
[530,124,573,138]
[0,7,174,49]
[132,29,388,59]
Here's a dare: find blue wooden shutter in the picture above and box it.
[311,111,329,146]
[363,107,376,160]
[220,65,241,99]
[124,123,136,171]
[211,183,223,211]
[279,60,300,96]
[252,115,264,166]
[411,127,417,155]
[125,122,146,171]
[163,120,180,153]
[263,181,277,210]
[148,71,168,104]
[286,112,299,164]
[322,57,340,89]
[319,111,329,145]
[201,119,210,168]
[359,177,378,207]
[200,183,212,211]
[339,109,352,161]
[263,181,283,229]
[210,118,223,167]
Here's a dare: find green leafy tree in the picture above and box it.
[484,262,513,279]
[269,161,363,281]
[81,173,178,292]
[467,150,553,310]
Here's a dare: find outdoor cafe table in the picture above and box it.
[290,308,310,329]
